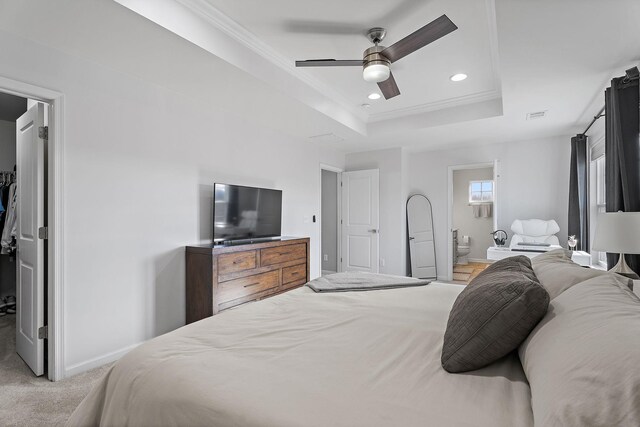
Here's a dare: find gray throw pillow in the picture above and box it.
[441,256,549,373]
[531,249,632,299]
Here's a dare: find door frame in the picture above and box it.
[319,163,342,274]
[0,75,65,381]
[447,160,499,281]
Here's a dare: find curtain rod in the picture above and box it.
[582,105,605,135]
[581,67,638,136]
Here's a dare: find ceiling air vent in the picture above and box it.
[308,133,344,143]
[526,111,547,120]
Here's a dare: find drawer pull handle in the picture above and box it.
[244,282,261,288]
[291,272,298,275]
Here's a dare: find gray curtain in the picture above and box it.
[605,74,640,274]
[568,134,588,251]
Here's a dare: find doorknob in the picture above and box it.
[408,237,415,240]
[368,229,378,234]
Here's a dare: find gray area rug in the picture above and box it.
[0,315,110,426]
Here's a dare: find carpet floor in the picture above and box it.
[0,314,110,426]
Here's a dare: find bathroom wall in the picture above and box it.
[453,167,495,261]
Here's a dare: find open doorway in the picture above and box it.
[0,76,63,381]
[0,92,26,379]
[447,162,499,283]
[320,165,341,275]
[0,91,50,379]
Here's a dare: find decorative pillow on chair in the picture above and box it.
[441,256,549,373]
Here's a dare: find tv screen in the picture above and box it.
[213,183,282,242]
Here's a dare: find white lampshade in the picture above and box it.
[363,63,390,83]
[592,212,640,254]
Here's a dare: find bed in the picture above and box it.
[67,283,533,427]
[68,250,640,426]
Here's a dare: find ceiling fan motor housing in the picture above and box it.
[363,45,390,69]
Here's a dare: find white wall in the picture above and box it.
[321,169,338,272]
[0,2,345,376]
[452,168,494,261]
[407,136,571,279]
[345,148,406,276]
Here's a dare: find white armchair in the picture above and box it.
[509,219,560,248]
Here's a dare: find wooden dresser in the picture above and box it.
[185,237,310,323]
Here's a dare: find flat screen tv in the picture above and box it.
[213,183,282,243]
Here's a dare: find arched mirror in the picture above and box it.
[407,194,437,279]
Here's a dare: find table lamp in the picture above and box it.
[592,212,640,275]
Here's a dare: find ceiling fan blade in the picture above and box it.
[377,73,401,100]
[381,14,457,63]
[295,59,363,67]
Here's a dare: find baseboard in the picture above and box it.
[469,258,491,263]
[64,341,141,378]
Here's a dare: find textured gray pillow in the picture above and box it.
[532,249,632,299]
[441,256,549,373]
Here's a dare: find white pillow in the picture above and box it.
[519,275,640,426]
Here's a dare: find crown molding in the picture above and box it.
[174,0,367,122]
[484,0,502,93]
[368,89,501,122]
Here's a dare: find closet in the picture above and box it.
[0,97,21,317]
[0,93,27,370]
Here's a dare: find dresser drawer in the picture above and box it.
[282,263,306,285]
[218,250,257,276]
[218,270,279,303]
[261,243,306,266]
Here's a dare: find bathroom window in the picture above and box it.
[469,180,493,203]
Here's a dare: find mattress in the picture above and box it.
[67,283,533,427]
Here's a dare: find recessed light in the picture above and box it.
[368,93,381,100]
[361,103,371,108]
[450,73,468,82]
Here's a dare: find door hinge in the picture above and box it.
[340,181,343,187]
[38,126,49,140]
[38,227,48,240]
[38,325,48,340]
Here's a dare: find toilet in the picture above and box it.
[456,235,471,265]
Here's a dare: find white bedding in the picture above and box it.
[67,283,533,427]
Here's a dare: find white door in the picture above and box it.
[407,195,437,279]
[16,103,45,376]
[341,170,379,273]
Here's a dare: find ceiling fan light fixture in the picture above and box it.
[363,63,390,83]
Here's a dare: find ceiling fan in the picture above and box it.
[295,15,458,100]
